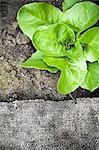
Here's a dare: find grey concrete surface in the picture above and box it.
[0,98,99,150]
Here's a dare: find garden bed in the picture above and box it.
[0,0,99,102]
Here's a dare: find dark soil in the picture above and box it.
[0,0,99,102]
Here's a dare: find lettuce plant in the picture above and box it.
[17,0,99,94]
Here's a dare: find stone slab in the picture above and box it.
[0,98,99,150]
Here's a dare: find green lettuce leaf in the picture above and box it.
[17,2,63,40]
[43,56,87,94]
[65,41,83,59]
[62,0,84,11]
[17,1,99,94]
[20,51,58,73]
[32,23,75,57]
[62,2,99,32]
[81,62,99,91]
[79,27,99,62]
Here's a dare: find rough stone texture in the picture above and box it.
[0,0,99,101]
[0,98,99,150]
